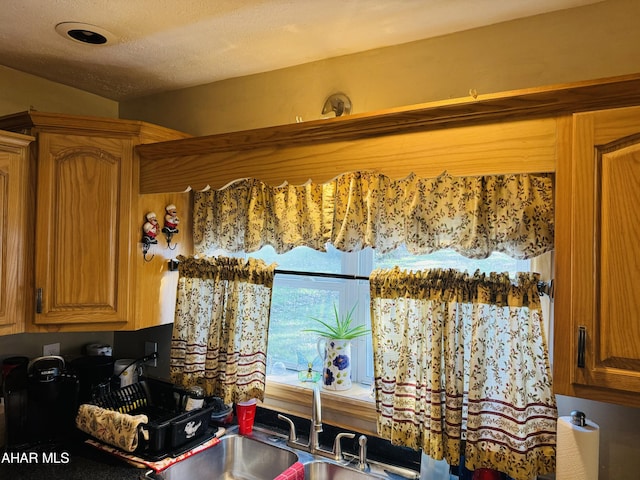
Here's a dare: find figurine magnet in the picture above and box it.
[142,211,159,261]
[162,203,180,249]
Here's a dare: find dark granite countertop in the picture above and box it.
[0,406,421,479]
[0,441,144,480]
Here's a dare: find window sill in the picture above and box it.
[263,372,378,435]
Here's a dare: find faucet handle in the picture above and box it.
[332,432,355,461]
[277,414,297,443]
[358,434,369,470]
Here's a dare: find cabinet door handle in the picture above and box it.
[36,288,43,314]
[577,326,586,368]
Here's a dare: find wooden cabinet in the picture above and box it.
[0,111,191,332]
[0,131,34,336]
[555,104,640,408]
[34,131,133,326]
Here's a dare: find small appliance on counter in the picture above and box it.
[113,358,140,388]
[2,356,29,447]
[84,343,113,356]
[3,355,79,448]
[69,354,114,403]
[26,355,79,445]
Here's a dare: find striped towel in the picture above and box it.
[86,434,222,472]
[273,461,305,480]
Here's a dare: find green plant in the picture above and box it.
[302,303,370,340]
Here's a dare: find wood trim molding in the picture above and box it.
[138,73,640,159]
[136,73,640,194]
[0,111,191,143]
[0,130,35,150]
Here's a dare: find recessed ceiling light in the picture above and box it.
[55,22,115,45]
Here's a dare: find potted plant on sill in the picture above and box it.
[303,303,369,391]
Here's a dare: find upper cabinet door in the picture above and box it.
[34,132,133,325]
[0,131,33,335]
[560,105,640,404]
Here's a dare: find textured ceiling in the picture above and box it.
[0,0,600,100]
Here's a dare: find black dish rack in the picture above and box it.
[88,377,216,460]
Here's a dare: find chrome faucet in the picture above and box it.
[333,432,355,461]
[309,382,323,454]
[278,382,355,461]
[358,434,369,470]
[277,383,324,453]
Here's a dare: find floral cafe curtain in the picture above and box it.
[369,268,557,480]
[170,255,275,404]
[193,171,554,258]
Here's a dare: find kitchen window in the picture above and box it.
[247,244,536,397]
[248,244,373,385]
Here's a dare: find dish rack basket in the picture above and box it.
[92,377,177,414]
[87,377,216,460]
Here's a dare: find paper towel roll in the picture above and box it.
[556,415,600,480]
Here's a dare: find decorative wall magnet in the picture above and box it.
[162,203,180,249]
[142,211,159,261]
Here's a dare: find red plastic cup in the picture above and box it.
[236,398,258,435]
[473,468,501,480]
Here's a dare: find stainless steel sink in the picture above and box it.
[304,459,421,480]
[304,460,385,479]
[140,425,419,480]
[145,433,299,480]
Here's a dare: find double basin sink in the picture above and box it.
[142,425,420,480]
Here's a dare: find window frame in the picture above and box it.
[254,246,374,385]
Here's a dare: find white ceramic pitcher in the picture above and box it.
[317,337,352,390]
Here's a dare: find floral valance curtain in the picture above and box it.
[193,171,554,259]
[169,255,275,404]
[369,267,557,480]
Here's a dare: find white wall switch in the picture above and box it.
[43,342,60,356]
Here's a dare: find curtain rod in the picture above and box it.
[275,268,370,281]
[167,262,552,297]
[274,268,554,297]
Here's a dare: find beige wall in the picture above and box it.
[121,0,640,136]
[0,65,117,118]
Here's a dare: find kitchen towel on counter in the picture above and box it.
[86,427,225,472]
[556,414,599,480]
[273,461,304,480]
[76,403,148,452]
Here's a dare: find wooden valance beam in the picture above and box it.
[137,73,640,193]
